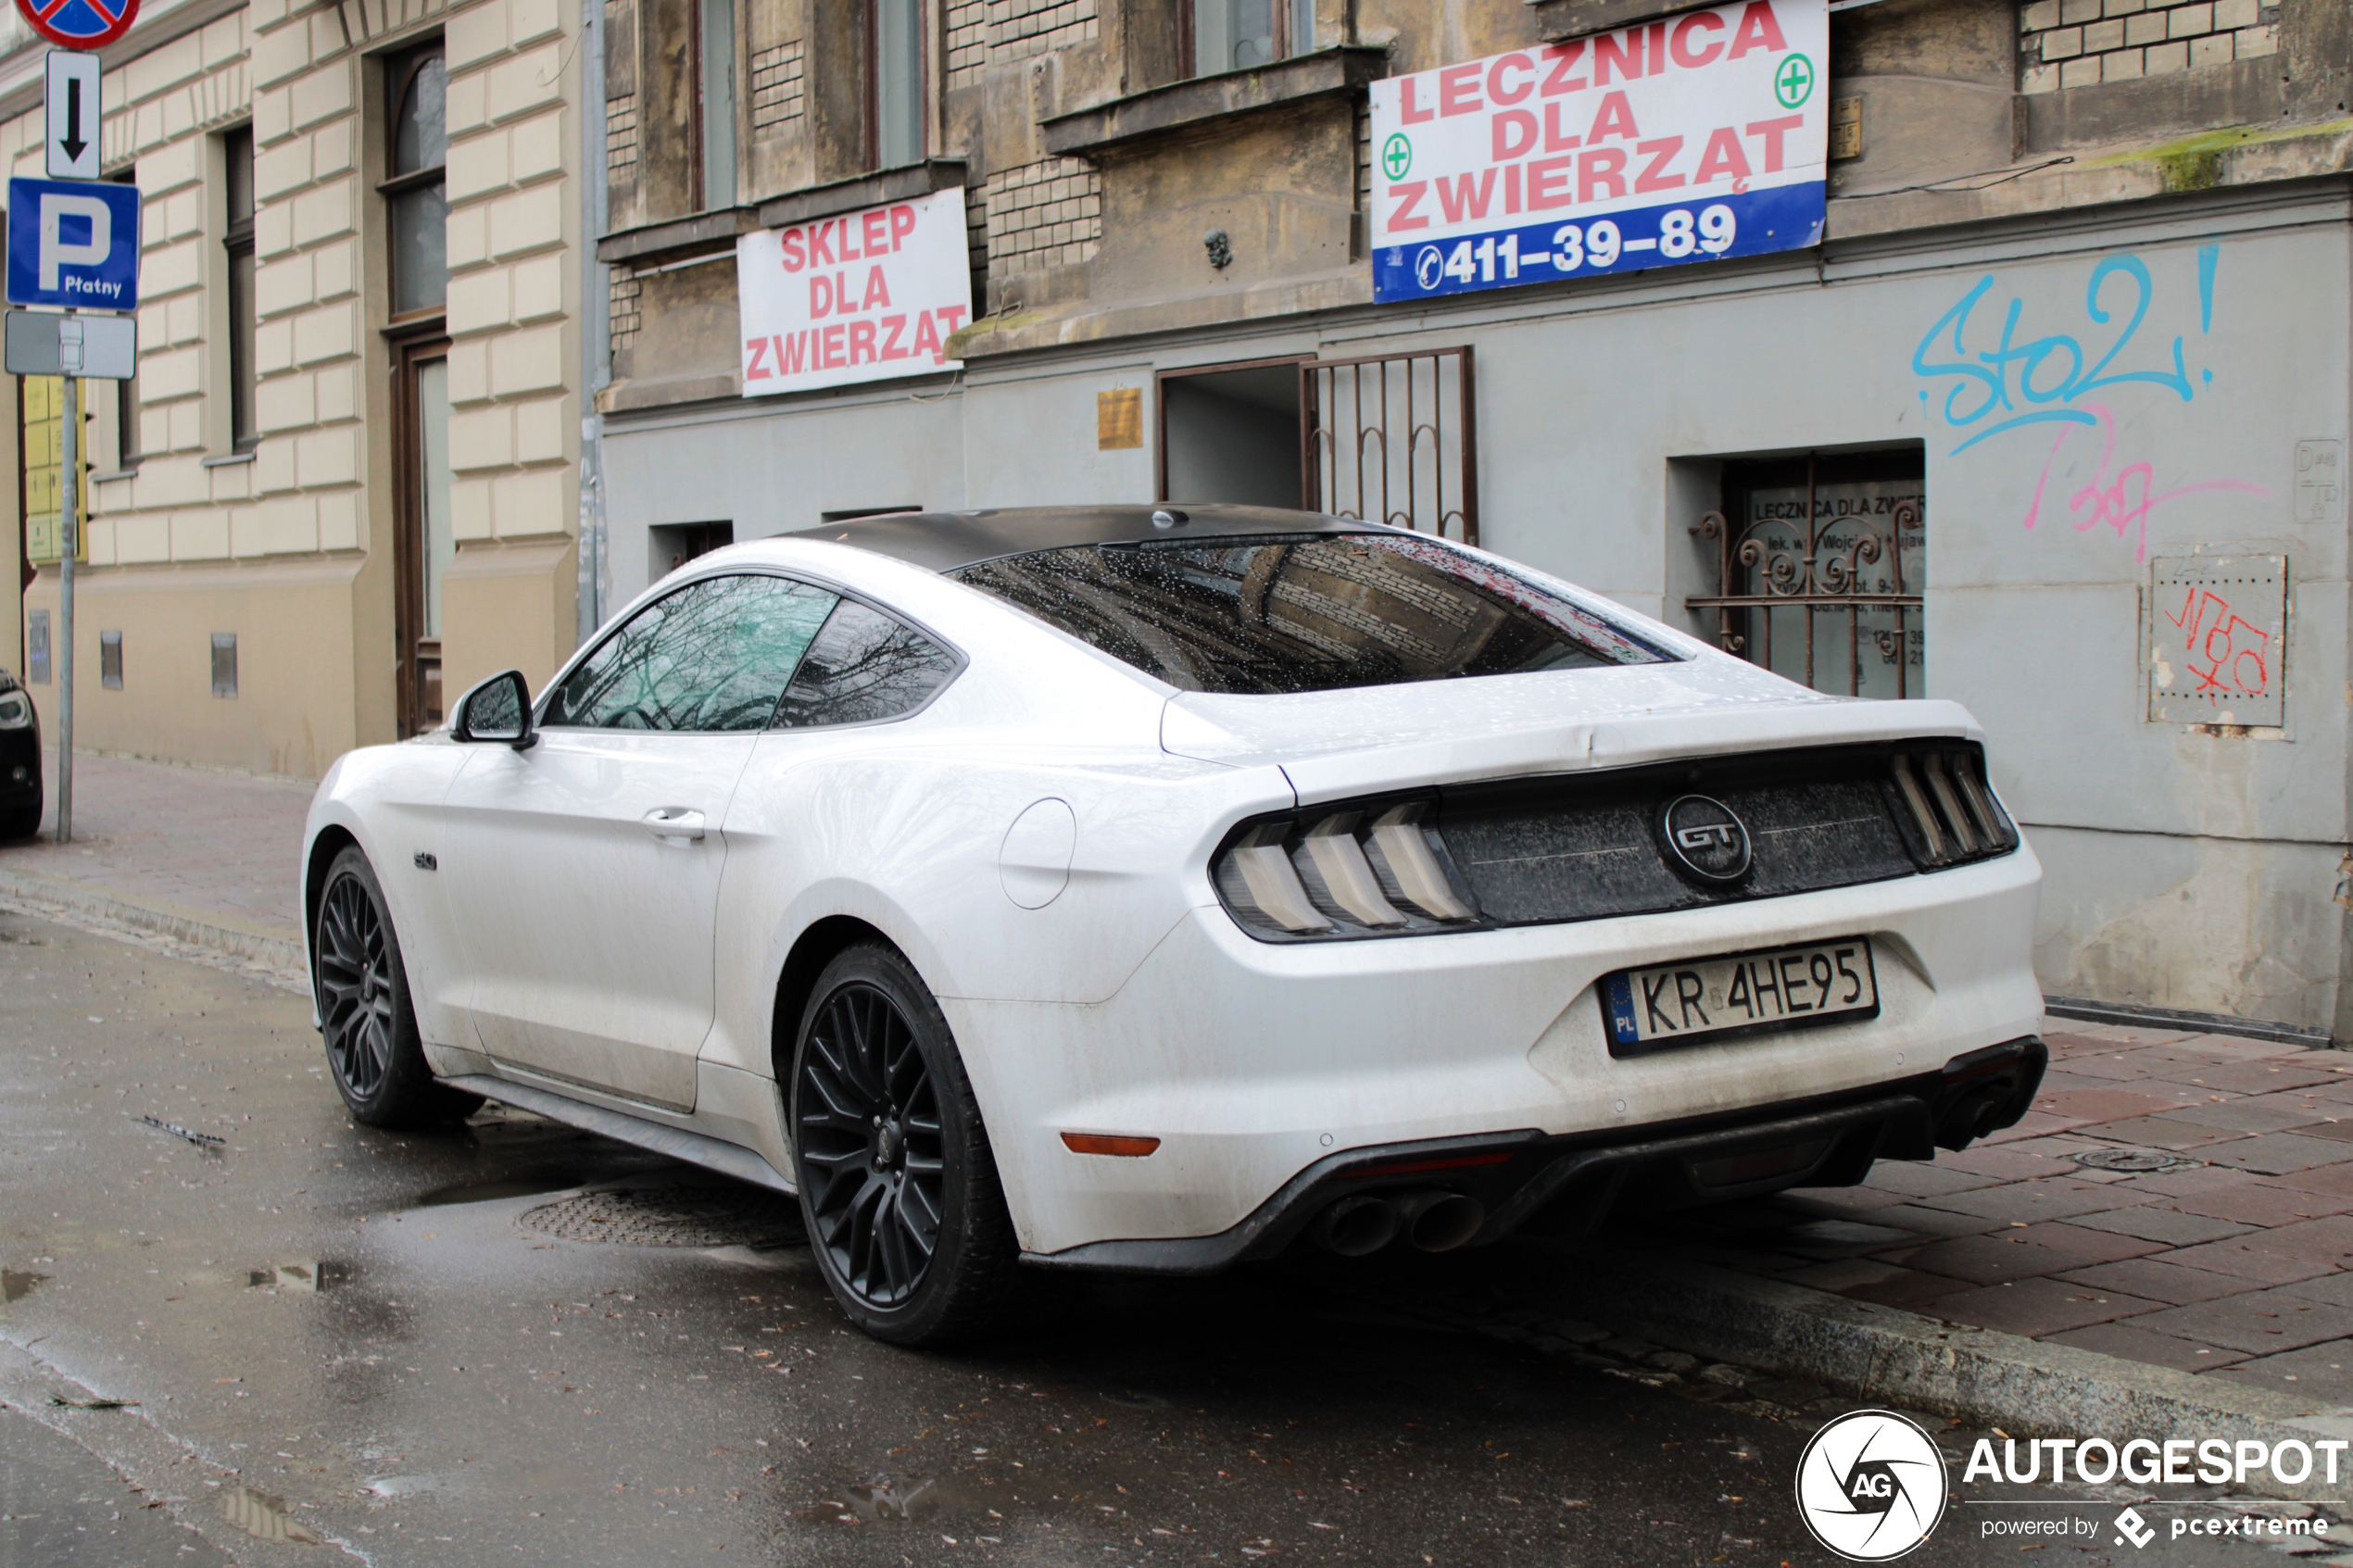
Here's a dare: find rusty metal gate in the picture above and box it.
[1302,346,1478,546]
[1690,452,1925,698]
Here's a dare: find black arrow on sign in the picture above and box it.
[58,77,85,165]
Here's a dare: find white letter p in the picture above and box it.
[38,193,110,291]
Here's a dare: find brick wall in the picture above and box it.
[748,39,804,132]
[980,156,1101,288]
[2020,0,2277,90]
[985,0,1097,67]
[610,269,642,354]
[606,92,637,172]
[945,0,988,87]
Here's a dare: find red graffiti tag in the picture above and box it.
[2021,403,2267,563]
[2164,585,2270,697]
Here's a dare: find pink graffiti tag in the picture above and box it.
[2165,586,2270,697]
[2020,403,2268,563]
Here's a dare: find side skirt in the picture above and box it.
[440,1073,797,1195]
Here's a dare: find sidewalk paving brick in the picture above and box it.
[0,752,309,936]
[1926,1276,2165,1337]
[1638,1016,2353,1399]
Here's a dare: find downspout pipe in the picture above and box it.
[576,0,612,646]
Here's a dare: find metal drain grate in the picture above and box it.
[520,1185,806,1248]
[2070,1148,2192,1174]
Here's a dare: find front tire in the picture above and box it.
[313,847,474,1128]
[790,943,1021,1347]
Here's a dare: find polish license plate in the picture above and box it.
[1603,938,1879,1058]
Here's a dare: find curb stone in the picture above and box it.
[0,865,304,974]
[1551,1244,2353,1503]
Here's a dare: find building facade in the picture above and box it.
[3,0,2350,1038]
[590,0,2353,1039]
[2,0,590,778]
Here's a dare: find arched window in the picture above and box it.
[384,44,448,317]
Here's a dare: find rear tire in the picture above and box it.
[790,943,1022,1347]
[313,847,477,1127]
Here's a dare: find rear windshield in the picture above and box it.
[947,533,1672,695]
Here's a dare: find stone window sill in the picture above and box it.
[201,452,256,468]
[598,161,970,265]
[1040,48,1390,160]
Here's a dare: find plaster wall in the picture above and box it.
[604,187,2353,1031]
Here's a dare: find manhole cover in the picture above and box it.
[520,1185,806,1248]
[2070,1148,2190,1173]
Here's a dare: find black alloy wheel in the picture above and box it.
[791,944,1020,1345]
[317,870,396,1099]
[312,847,477,1128]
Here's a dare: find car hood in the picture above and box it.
[1159,658,1984,805]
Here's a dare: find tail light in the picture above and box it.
[1888,746,2017,868]
[1214,800,1482,940]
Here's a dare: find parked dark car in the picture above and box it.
[0,669,41,840]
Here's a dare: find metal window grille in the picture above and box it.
[99,630,122,689]
[1303,347,1478,546]
[1690,453,1924,698]
[211,633,238,698]
[27,609,49,684]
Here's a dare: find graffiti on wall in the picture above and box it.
[2146,556,2287,727]
[2020,403,2264,564]
[1912,243,2268,559]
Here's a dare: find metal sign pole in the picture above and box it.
[56,343,74,844]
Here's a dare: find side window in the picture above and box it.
[771,600,958,729]
[547,574,839,731]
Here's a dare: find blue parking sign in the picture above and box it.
[7,177,139,310]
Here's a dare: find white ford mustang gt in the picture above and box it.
[301,505,2045,1344]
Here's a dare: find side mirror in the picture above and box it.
[451,669,537,750]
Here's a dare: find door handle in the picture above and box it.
[643,807,706,842]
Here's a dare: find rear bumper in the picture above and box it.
[1022,1035,2045,1274]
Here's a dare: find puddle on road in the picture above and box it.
[2,1269,46,1303]
[361,1474,436,1499]
[219,1484,323,1544]
[841,1475,945,1522]
[414,1174,587,1207]
[247,1261,355,1292]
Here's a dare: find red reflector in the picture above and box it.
[1061,1132,1161,1157]
[1348,1152,1514,1179]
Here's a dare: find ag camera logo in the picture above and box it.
[1796,1410,1949,1561]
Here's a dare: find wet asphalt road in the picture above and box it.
[0,903,2310,1567]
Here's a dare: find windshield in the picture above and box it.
[947,533,1673,695]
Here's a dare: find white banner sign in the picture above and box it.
[736,186,972,396]
[1368,0,1827,303]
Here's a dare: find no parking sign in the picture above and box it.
[17,0,137,51]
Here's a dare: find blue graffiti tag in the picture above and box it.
[1913,245,2218,454]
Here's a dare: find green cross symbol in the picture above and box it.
[1381,132,1412,181]
[1775,54,1815,108]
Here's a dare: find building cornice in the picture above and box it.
[1040,48,1389,161]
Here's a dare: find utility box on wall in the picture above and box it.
[2146,556,2288,729]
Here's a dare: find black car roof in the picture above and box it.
[787,504,1390,573]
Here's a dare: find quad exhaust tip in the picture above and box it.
[1308,1194,1398,1257]
[1308,1189,1486,1256]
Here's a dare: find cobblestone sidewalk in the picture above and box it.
[0,751,308,937]
[1660,1021,2353,1403]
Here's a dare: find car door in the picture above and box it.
[440,572,839,1110]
